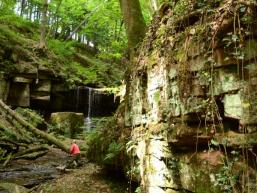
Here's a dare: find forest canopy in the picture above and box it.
[0,0,166,87]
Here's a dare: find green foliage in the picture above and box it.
[0,0,125,87]
[135,186,141,193]
[213,151,241,193]
[0,23,26,45]
[104,141,123,163]
[0,0,16,15]
[84,116,126,169]
[15,107,44,127]
[48,121,71,137]
[48,0,127,61]
[0,124,17,141]
[48,39,75,58]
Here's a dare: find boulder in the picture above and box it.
[0,183,28,193]
[50,112,84,137]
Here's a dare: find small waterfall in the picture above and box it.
[72,86,119,131]
[87,87,92,118]
[85,87,93,131]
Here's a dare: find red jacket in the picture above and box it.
[70,143,80,155]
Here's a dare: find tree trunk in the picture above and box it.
[65,19,87,41]
[119,0,146,53]
[39,0,48,49]
[20,0,26,17]
[47,0,63,38]
[0,100,69,153]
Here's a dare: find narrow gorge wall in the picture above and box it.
[125,1,257,193]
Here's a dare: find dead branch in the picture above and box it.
[0,100,69,153]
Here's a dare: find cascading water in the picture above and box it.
[73,86,119,131]
[85,87,93,131]
[87,87,92,118]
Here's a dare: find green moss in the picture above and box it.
[154,90,161,104]
[148,50,158,68]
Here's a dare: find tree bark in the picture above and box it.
[20,0,26,17]
[39,0,48,49]
[119,0,146,53]
[0,100,69,153]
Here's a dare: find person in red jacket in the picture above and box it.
[70,140,80,155]
[69,140,80,166]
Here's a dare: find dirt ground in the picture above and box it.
[31,149,129,193]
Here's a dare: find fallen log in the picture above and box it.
[14,145,49,158]
[3,153,12,167]
[0,100,69,153]
[14,150,48,160]
[0,118,32,143]
[0,138,28,148]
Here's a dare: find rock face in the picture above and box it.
[0,73,119,116]
[125,1,257,193]
[0,73,9,101]
[50,112,84,137]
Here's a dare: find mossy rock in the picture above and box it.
[50,112,84,138]
[0,183,28,193]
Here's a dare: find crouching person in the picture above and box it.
[69,140,80,167]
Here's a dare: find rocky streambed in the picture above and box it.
[0,148,68,191]
[0,147,128,193]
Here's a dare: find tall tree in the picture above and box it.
[119,0,146,53]
[20,0,26,16]
[39,0,48,49]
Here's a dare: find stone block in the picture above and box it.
[223,90,257,125]
[52,83,69,92]
[223,93,242,119]
[30,95,50,101]
[214,68,241,95]
[188,56,206,72]
[33,80,51,92]
[192,78,205,96]
[8,82,30,107]
[13,77,32,83]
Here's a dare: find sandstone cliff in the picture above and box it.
[125,1,257,192]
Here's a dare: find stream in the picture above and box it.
[0,147,128,193]
[0,148,67,189]
[0,86,124,192]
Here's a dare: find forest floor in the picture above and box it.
[32,163,128,193]
[1,147,128,193]
[30,148,128,193]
